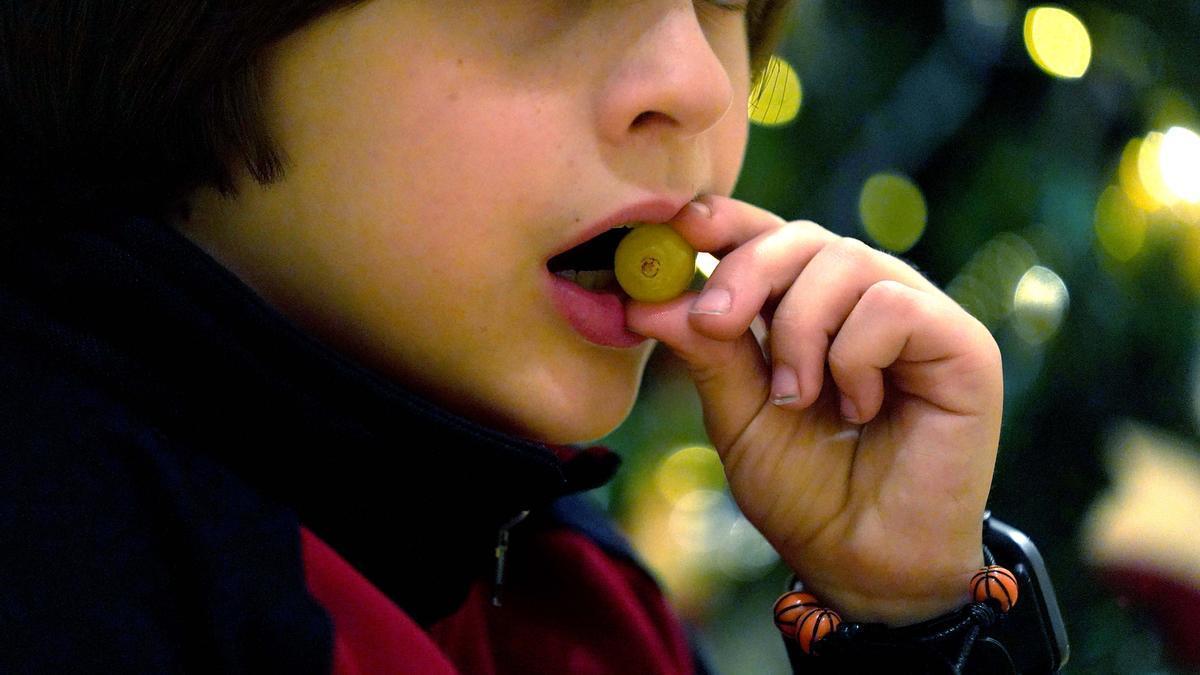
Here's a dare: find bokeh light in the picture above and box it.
[1023,6,1092,79]
[1094,185,1147,261]
[668,489,736,555]
[749,55,803,127]
[627,445,731,616]
[655,445,726,503]
[1137,131,1177,206]
[858,172,928,253]
[1083,424,1200,598]
[626,443,782,614]
[1180,201,1200,227]
[1159,127,1200,203]
[1012,265,1069,344]
[1119,137,1162,211]
[716,516,779,581]
[947,233,1039,328]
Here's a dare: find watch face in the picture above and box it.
[984,515,1071,672]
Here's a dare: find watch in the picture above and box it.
[780,511,1069,674]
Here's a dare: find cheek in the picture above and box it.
[277,95,560,299]
[346,95,572,253]
[270,39,565,231]
[713,114,750,194]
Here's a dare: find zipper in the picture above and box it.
[491,509,530,607]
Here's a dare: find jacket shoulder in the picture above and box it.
[0,344,331,673]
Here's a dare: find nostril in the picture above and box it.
[631,110,671,129]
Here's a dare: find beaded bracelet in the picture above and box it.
[773,563,1019,658]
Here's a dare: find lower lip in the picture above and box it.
[547,273,648,349]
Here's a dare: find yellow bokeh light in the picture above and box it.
[1094,185,1147,261]
[1179,201,1200,227]
[1160,126,1200,203]
[1023,6,1092,79]
[1138,131,1179,207]
[1119,138,1162,212]
[654,445,726,504]
[629,447,729,614]
[858,172,928,253]
[749,55,802,127]
[1012,265,1069,345]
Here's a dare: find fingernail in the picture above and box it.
[688,199,712,219]
[840,394,860,423]
[690,287,731,315]
[771,365,800,406]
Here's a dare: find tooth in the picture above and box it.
[555,270,579,281]
[577,271,600,289]
[576,270,615,290]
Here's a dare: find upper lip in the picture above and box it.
[547,196,695,264]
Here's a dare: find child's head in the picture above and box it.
[2,1,793,444]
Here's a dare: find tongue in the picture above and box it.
[550,275,643,348]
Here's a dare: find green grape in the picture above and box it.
[614,223,697,302]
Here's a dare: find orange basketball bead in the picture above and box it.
[794,607,841,655]
[970,565,1019,612]
[773,591,821,635]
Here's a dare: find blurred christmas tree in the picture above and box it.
[602,0,1200,672]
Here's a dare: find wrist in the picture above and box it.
[795,551,984,626]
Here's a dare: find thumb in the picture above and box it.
[626,293,771,450]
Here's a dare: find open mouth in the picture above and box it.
[546,226,634,293]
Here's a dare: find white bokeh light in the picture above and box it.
[1159,126,1200,203]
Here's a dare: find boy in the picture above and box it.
[1,1,1036,672]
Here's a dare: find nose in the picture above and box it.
[595,5,737,143]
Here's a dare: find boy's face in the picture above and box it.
[176,0,752,444]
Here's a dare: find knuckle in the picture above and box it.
[770,220,820,250]
[785,219,832,238]
[828,236,875,263]
[861,279,919,316]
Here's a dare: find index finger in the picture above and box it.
[668,194,819,255]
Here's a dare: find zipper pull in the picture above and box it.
[492,510,530,607]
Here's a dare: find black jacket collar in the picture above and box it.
[1,213,618,623]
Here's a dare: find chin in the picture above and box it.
[536,405,632,446]
[503,365,649,446]
[511,387,639,446]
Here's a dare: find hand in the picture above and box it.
[625,195,1003,625]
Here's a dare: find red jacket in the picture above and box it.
[304,498,696,674]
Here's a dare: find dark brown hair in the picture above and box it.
[0,1,793,226]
